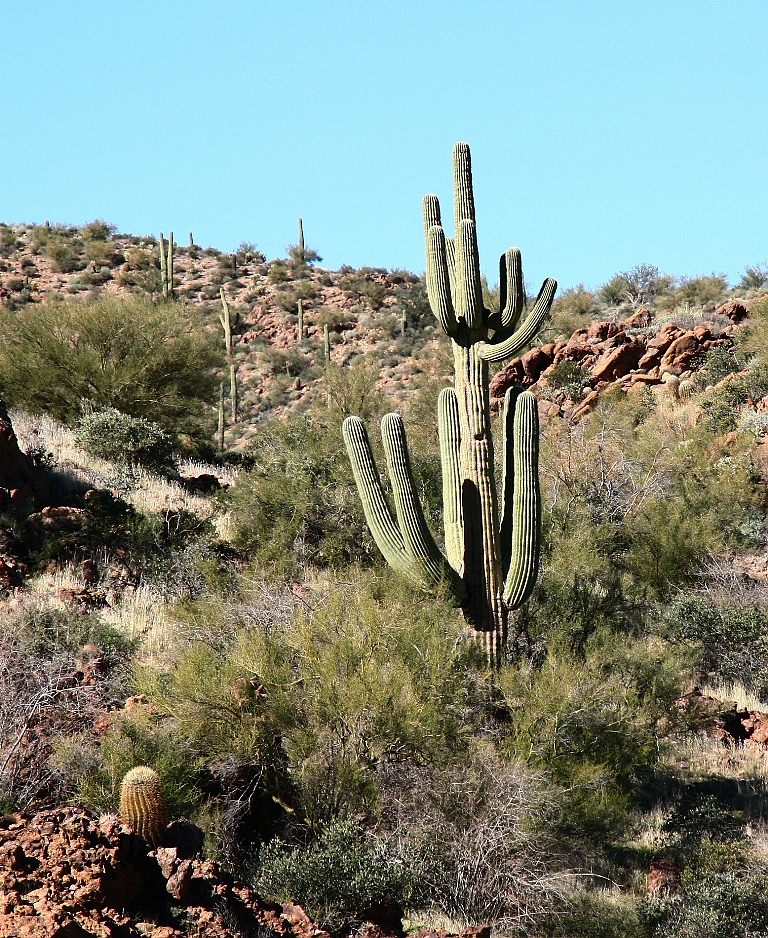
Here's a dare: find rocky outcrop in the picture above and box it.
[490,310,736,419]
[0,808,332,938]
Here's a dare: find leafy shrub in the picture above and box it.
[498,634,682,837]
[46,236,83,273]
[701,363,768,433]
[0,295,222,447]
[256,819,422,931]
[227,410,375,573]
[599,265,672,308]
[57,703,207,819]
[81,219,116,241]
[739,264,768,291]
[694,345,743,390]
[74,408,175,472]
[547,285,598,339]
[645,868,768,938]
[545,360,592,399]
[138,572,478,830]
[664,594,768,694]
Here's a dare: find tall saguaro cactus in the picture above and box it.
[342,143,557,663]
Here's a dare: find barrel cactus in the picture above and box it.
[119,765,168,847]
[343,142,556,663]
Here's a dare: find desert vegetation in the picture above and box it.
[3,145,768,938]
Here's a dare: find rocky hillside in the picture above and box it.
[1,220,763,447]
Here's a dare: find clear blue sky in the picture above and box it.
[3,0,766,292]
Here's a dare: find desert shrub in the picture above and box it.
[267,261,290,283]
[273,280,319,313]
[314,305,350,329]
[256,819,422,931]
[694,345,743,390]
[664,593,768,694]
[644,867,768,938]
[81,219,116,241]
[323,359,384,422]
[599,265,672,308]
[83,239,118,268]
[59,703,207,819]
[46,238,83,273]
[539,891,644,938]
[0,602,133,811]
[737,293,768,361]
[237,242,266,263]
[339,271,388,310]
[545,360,592,399]
[0,295,222,447]
[498,634,682,836]
[701,363,768,433]
[668,274,728,310]
[138,572,478,831]
[739,264,768,291]
[379,746,568,930]
[227,410,375,573]
[259,346,315,378]
[547,285,598,338]
[74,408,175,473]
[393,280,431,332]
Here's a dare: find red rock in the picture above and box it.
[661,332,699,368]
[637,347,662,370]
[520,346,552,382]
[716,298,749,322]
[590,340,645,383]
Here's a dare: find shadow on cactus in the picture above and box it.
[342,142,556,663]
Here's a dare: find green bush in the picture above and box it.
[644,868,768,938]
[227,410,375,573]
[701,363,768,433]
[0,295,222,448]
[74,408,175,473]
[136,572,479,829]
[545,360,592,399]
[256,819,422,931]
[664,594,768,694]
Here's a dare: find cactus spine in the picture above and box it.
[342,143,556,663]
[119,765,168,847]
[159,231,174,299]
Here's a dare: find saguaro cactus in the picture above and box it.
[343,143,557,663]
[219,288,238,422]
[119,765,168,847]
[158,231,174,299]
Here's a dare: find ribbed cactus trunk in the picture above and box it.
[343,143,556,663]
[453,342,507,659]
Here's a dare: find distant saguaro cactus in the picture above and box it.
[158,231,174,299]
[298,217,305,263]
[343,143,557,663]
[119,766,168,847]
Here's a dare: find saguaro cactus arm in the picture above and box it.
[477,277,557,363]
[438,388,463,573]
[343,416,464,599]
[500,388,541,609]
